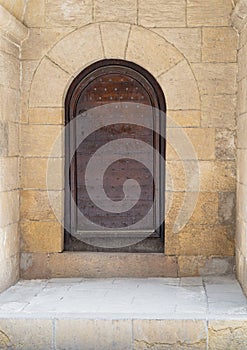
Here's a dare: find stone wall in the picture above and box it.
[232,0,247,295]
[19,0,238,278]
[0,5,28,291]
[0,0,27,22]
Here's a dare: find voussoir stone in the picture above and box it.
[100,22,130,59]
[158,60,200,110]
[126,26,183,79]
[152,28,201,63]
[48,24,104,75]
[29,57,71,108]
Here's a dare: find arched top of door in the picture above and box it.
[65,59,166,124]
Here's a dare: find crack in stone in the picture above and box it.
[210,325,246,335]
[0,330,10,349]
[134,338,206,349]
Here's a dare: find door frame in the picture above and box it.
[64,59,166,252]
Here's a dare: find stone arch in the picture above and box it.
[29,23,200,113]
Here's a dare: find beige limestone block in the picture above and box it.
[126,26,183,78]
[237,43,247,81]
[166,127,215,161]
[178,256,234,277]
[231,0,247,32]
[0,86,20,122]
[166,142,179,161]
[219,192,235,226]
[164,211,179,254]
[0,319,53,350]
[0,0,15,14]
[237,183,247,220]
[0,254,19,292]
[236,218,245,253]
[21,157,63,190]
[11,0,26,22]
[0,3,28,44]
[215,129,236,160]
[202,27,237,63]
[165,196,226,255]
[29,57,71,108]
[236,216,246,254]
[167,110,201,127]
[187,0,233,27]
[0,52,19,90]
[0,191,19,227]
[22,28,72,61]
[200,160,236,192]
[216,129,236,160]
[166,160,202,192]
[166,192,219,228]
[139,0,186,27]
[28,107,63,125]
[166,161,185,190]
[238,149,247,185]
[243,259,247,295]
[178,256,206,277]
[133,320,206,349]
[95,0,136,23]
[0,120,8,156]
[45,0,92,27]
[7,122,19,157]
[0,157,19,192]
[239,24,247,49]
[178,225,235,256]
[56,319,132,350]
[24,0,45,27]
[238,114,247,148]
[238,77,247,115]
[0,35,19,58]
[21,221,63,253]
[21,60,40,123]
[201,95,236,129]
[0,0,26,22]
[153,28,201,63]
[20,252,178,279]
[20,124,62,157]
[100,22,130,59]
[208,321,247,350]
[236,249,246,293]
[158,60,200,110]
[20,190,61,221]
[199,161,217,192]
[186,128,215,160]
[192,63,237,95]
[0,223,19,261]
[48,24,104,76]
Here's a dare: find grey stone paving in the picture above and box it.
[0,275,246,319]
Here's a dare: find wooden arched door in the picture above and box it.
[65,59,166,252]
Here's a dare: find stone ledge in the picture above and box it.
[20,252,178,279]
[20,252,235,279]
[0,5,28,44]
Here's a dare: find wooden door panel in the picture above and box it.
[65,59,166,252]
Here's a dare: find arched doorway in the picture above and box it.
[65,59,166,252]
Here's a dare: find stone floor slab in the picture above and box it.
[0,276,246,349]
